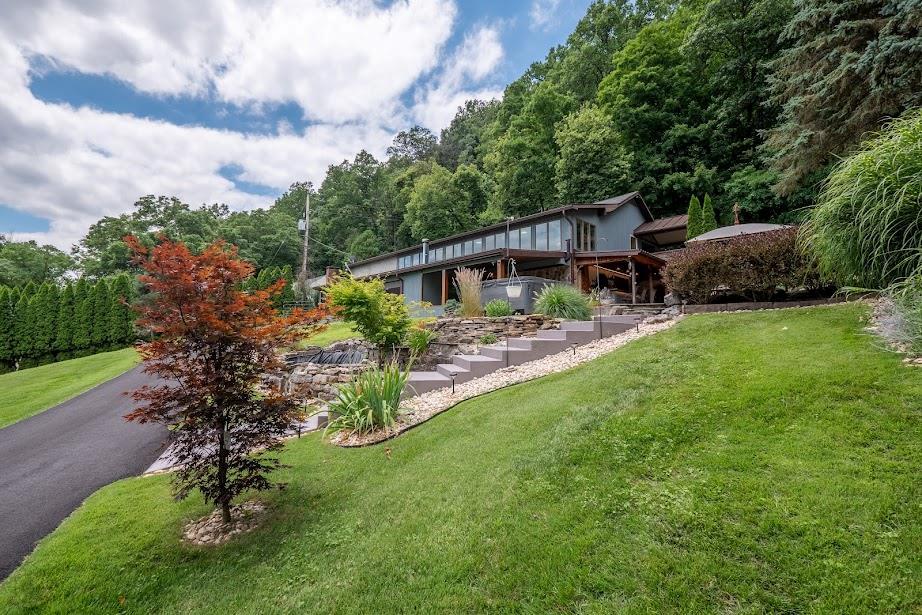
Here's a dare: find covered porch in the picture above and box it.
[572,251,666,304]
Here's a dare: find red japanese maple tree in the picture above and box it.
[125,236,328,522]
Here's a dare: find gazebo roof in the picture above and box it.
[686,223,790,243]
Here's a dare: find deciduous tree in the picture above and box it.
[125,236,328,522]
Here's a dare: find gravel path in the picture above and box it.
[330,316,681,447]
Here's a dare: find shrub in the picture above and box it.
[326,276,411,351]
[406,327,437,356]
[326,361,409,436]
[803,109,922,288]
[443,299,461,316]
[664,227,824,303]
[484,298,513,317]
[478,333,499,345]
[453,267,485,317]
[534,284,592,320]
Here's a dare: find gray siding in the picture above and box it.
[400,271,424,303]
[572,202,646,251]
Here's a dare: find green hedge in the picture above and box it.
[0,274,136,372]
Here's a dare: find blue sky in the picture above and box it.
[0,0,590,248]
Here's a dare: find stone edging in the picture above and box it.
[681,296,854,313]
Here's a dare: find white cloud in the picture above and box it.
[4,0,457,123]
[413,26,505,131]
[529,0,562,30]
[0,1,505,249]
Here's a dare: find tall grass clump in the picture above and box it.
[534,284,592,320]
[484,299,514,317]
[802,109,922,288]
[453,267,485,317]
[326,361,409,436]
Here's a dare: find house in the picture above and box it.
[317,192,687,307]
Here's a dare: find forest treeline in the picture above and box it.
[2,0,920,288]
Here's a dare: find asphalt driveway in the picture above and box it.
[0,366,167,580]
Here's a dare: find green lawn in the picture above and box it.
[0,348,139,429]
[2,305,920,613]
[297,321,359,348]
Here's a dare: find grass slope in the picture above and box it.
[1,306,919,613]
[297,321,358,348]
[0,348,139,429]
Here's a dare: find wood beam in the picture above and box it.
[630,259,637,304]
[441,269,449,305]
[647,266,654,303]
[496,259,506,279]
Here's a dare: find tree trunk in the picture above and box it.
[218,423,231,523]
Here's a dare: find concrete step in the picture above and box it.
[507,336,570,353]
[404,371,452,397]
[436,363,475,384]
[594,314,642,325]
[479,344,534,364]
[452,354,504,376]
[560,320,596,332]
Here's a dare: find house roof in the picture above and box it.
[348,192,653,268]
[686,223,790,243]
[634,214,688,235]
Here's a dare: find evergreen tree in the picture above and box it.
[686,195,704,239]
[72,278,93,351]
[90,279,111,350]
[33,283,59,359]
[55,282,76,355]
[765,0,922,193]
[13,292,34,362]
[20,280,37,301]
[701,194,718,233]
[107,274,136,346]
[0,287,14,370]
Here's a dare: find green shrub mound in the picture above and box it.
[534,285,592,320]
[804,109,922,348]
[664,227,825,304]
[804,109,922,288]
[326,276,411,351]
[484,299,514,317]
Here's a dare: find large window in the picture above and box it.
[495,232,505,249]
[519,226,532,250]
[508,229,520,249]
[548,219,561,250]
[485,234,495,250]
[534,223,548,251]
[472,237,483,253]
[575,219,596,251]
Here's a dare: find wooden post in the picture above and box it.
[440,269,449,305]
[630,259,637,304]
[496,259,506,279]
[647,266,654,303]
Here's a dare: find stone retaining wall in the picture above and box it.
[285,361,373,401]
[425,314,560,345]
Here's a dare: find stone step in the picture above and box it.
[506,336,570,353]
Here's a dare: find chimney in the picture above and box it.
[422,238,430,263]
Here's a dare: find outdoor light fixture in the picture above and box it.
[450,372,456,395]
[570,342,578,356]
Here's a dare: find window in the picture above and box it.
[534,223,548,251]
[464,240,473,255]
[495,232,505,249]
[548,219,561,250]
[472,237,483,253]
[519,226,532,250]
[576,219,596,251]
[485,234,495,250]
[508,229,520,249]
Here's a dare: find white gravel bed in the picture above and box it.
[330,316,681,447]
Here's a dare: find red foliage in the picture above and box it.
[124,236,328,521]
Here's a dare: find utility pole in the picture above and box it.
[298,188,310,298]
